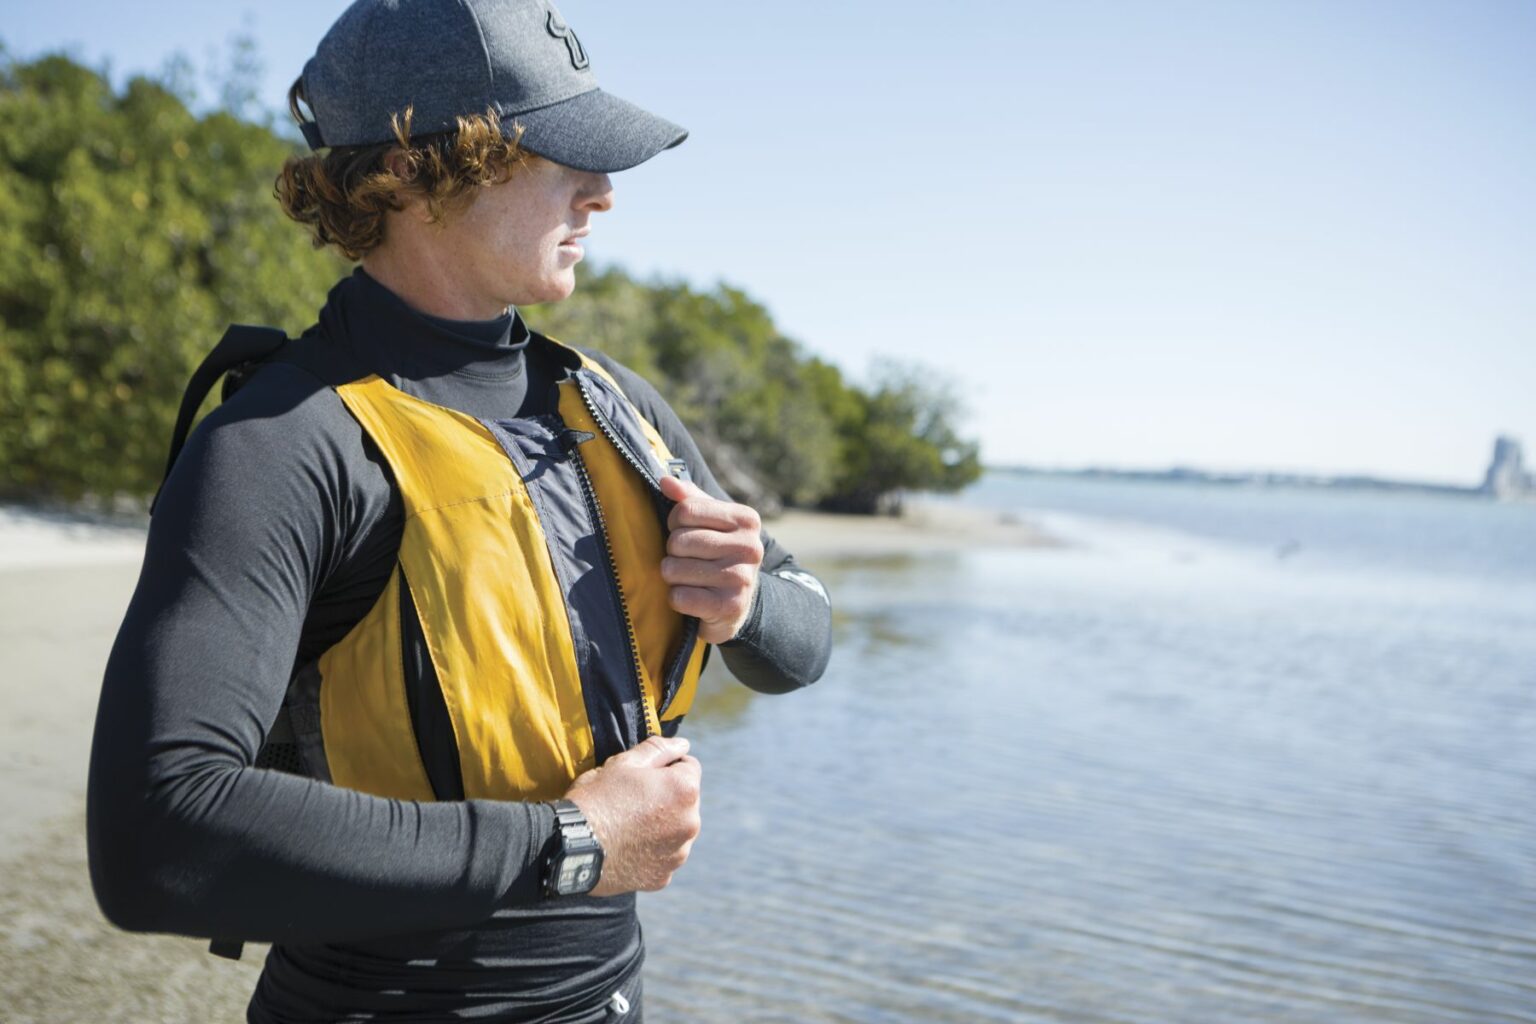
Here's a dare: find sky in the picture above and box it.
[9,0,1535,485]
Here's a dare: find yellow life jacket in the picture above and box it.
[302,334,706,803]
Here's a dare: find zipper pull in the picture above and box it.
[560,428,596,453]
[665,458,691,484]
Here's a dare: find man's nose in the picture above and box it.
[580,172,614,212]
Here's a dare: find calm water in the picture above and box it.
[642,475,1536,1023]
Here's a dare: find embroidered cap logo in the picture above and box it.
[546,10,590,70]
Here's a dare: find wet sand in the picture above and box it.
[766,500,1061,560]
[0,556,269,1020]
[0,499,1055,1020]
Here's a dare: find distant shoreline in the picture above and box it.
[986,465,1523,501]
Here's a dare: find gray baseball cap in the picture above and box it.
[298,0,687,173]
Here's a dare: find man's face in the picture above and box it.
[431,155,614,310]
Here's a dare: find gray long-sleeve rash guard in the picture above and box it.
[86,269,832,1023]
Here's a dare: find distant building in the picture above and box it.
[1482,436,1535,499]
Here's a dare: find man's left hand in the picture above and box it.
[658,475,763,644]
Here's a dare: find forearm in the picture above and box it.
[88,721,553,944]
[87,570,558,944]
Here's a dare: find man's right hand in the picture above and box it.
[563,736,702,897]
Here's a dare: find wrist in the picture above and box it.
[720,575,765,647]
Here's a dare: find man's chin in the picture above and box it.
[520,274,577,306]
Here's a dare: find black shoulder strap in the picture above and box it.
[151,324,289,515]
[268,331,374,389]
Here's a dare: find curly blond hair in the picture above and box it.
[274,79,532,260]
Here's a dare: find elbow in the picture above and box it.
[802,650,831,690]
[86,760,237,936]
[720,641,831,695]
[783,645,832,692]
[739,672,820,696]
[761,648,831,694]
[88,799,222,935]
[87,744,155,931]
[88,646,253,935]
[92,871,158,935]
[87,797,162,933]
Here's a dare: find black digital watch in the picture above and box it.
[544,799,605,897]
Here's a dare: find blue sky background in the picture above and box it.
[9,1,1534,485]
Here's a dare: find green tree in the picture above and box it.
[821,363,983,514]
[0,52,344,503]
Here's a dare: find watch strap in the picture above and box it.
[550,798,592,834]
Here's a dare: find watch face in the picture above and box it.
[558,851,598,894]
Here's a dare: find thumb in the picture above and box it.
[613,734,690,768]
[659,473,701,503]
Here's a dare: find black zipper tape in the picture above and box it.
[562,427,654,741]
[574,373,704,717]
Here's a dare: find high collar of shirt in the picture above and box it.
[321,267,532,384]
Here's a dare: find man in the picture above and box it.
[85,2,832,1021]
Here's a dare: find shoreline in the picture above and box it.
[0,497,1062,573]
[766,499,1063,560]
[0,505,149,572]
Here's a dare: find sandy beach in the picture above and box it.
[0,498,1055,1021]
[768,499,1060,559]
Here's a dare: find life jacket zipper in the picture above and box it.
[573,373,703,720]
[562,427,657,741]
[574,372,661,487]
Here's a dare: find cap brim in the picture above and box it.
[511,88,686,174]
